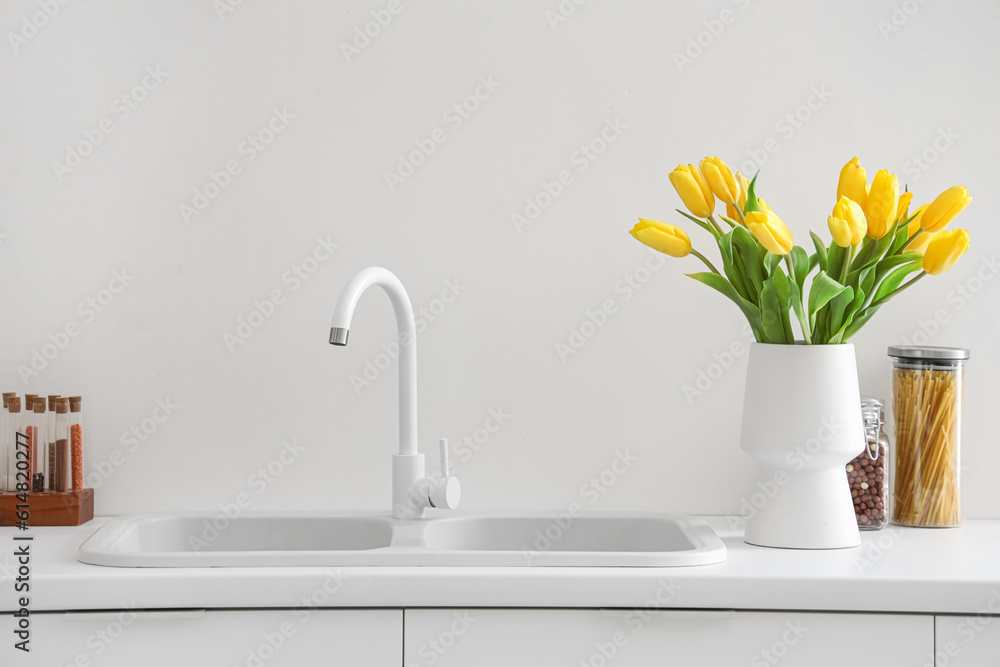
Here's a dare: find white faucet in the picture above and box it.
[330,267,460,519]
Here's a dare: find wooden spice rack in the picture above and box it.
[0,489,94,526]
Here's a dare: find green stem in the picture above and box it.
[784,254,813,344]
[897,228,925,254]
[706,214,725,235]
[868,271,927,309]
[676,209,722,242]
[731,205,745,225]
[783,254,797,284]
[840,244,856,284]
[690,249,722,275]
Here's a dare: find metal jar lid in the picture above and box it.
[887,345,970,361]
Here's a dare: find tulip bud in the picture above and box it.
[837,156,868,210]
[828,215,853,247]
[831,195,867,245]
[629,218,692,258]
[699,157,740,204]
[922,228,970,275]
[669,164,715,218]
[865,169,899,239]
[745,210,794,255]
[896,191,914,223]
[726,172,751,222]
[921,185,972,233]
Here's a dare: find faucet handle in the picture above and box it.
[439,438,451,476]
[427,438,461,510]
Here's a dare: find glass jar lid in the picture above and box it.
[887,345,970,361]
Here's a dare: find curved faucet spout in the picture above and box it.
[330,267,417,457]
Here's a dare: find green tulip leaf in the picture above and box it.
[809,231,829,273]
[675,209,718,238]
[789,246,810,293]
[731,225,766,294]
[718,229,736,265]
[760,277,786,344]
[744,173,762,214]
[889,211,920,254]
[687,272,766,342]
[772,268,795,342]
[827,286,855,336]
[869,260,924,305]
[808,271,848,324]
[826,243,847,284]
[763,251,782,277]
[852,222,901,275]
[843,304,882,342]
[873,220,900,257]
[828,284,866,344]
[718,230,756,303]
[850,236,876,272]
[874,251,924,279]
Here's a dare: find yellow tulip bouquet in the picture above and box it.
[630,157,972,344]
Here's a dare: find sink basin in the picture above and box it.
[78,511,726,568]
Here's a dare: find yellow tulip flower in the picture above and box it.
[922,228,970,275]
[726,172,750,222]
[837,156,868,209]
[669,164,715,218]
[757,197,772,212]
[909,231,934,253]
[828,216,853,247]
[921,185,972,233]
[831,195,867,245]
[745,210,794,255]
[699,157,740,204]
[629,218,692,258]
[896,191,914,222]
[865,169,899,239]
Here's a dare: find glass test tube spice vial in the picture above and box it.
[53,399,71,492]
[1,393,14,491]
[69,396,83,491]
[31,398,47,492]
[7,397,24,493]
[23,395,36,487]
[889,346,969,528]
[47,395,60,491]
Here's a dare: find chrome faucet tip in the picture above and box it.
[329,327,349,346]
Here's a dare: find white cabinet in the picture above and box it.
[935,613,1000,666]
[404,608,932,667]
[26,608,401,666]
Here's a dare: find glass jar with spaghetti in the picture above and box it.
[888,346,969,528]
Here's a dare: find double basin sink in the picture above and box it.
[78,512,726,568]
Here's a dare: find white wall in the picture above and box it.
[2,0,998,518]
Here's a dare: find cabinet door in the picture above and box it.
[15,608,400,666]
[404,608,931,666]
[935,614,1000,666]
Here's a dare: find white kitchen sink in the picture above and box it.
[78,511,726,568]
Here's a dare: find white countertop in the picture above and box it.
[3,517,998,614]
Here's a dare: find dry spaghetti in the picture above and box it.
[891,361,964,527]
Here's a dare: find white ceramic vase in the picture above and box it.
[739,343,865,549]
